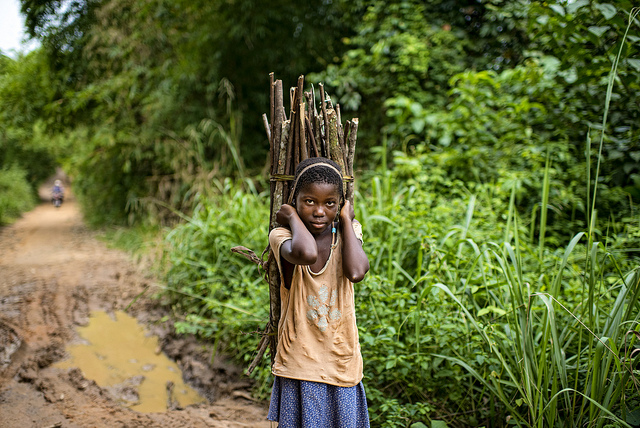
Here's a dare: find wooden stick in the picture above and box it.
[246,333,269,375]
[266,110,275,227]
[336,104,345,164]
[299,102,308,160]
[266,78,276,221]
[289,87,295,117]
[311,85,320,155]
[346,118,358,204]
[314,109,323,157]
[348,119,358,173]
[295,76,305,164]
[312,84,317,118]
[292,104,300,172]
[304,91,314,157]
[273,82,284,173]
[344,119,351,169]
[283,118,293,200]
[252,74,284,371]
[306,116,319,157]
[296,76,304,109]
[336,105,349,174]
[327,109,346,175]
[262,114,271,151]
[269,72,275,144]
[278,119,290,208]
[344,121,351,176]
[319,84,330,158]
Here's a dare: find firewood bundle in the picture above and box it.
[237,73,359,375]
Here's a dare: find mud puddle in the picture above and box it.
[55,310,206,413]
[0,178,270,427]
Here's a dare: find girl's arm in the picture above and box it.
[276,204,318,265]
[340,200,370,283]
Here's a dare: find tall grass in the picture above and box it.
[355,161,640,426]
[425,10,640,426]
[433,197,640,426]
[158,164,640,427]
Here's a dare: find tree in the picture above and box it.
[313,0,530,156]
[14,0,360,225]
[0,51,56,186]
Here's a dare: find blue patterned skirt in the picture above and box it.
[267,376,370,428]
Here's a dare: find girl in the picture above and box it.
[267,157,371,428]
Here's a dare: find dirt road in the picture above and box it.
[0,184,270,427]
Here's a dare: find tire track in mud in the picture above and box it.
[0,186,270,427]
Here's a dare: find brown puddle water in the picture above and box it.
[55,311,206,413]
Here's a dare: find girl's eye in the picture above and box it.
[327,201,336,207]
[304,199,314,204]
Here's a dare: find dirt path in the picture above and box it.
[0,183,271,427]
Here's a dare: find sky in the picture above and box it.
[0,0,38,57]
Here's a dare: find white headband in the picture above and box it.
[288,162,343,204]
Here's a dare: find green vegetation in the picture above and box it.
[0,165,36,224]
[0,52,56,224]
[160,158,640,426]
[2,0,640,426]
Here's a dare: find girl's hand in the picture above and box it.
[339,200,355,223]
[338,199,369,282]
[276,204,298,226]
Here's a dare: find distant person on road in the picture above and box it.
[267,157,371,428]
[52,180,64,205]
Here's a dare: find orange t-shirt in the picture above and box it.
[269,222,364,387]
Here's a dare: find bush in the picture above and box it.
[159,166,640,427]
[0,165,36,225]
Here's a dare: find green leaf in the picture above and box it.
[477,306,507,317]
[560,67,578,84]
[627,406,640,425]
[566,0,589,14]
[549,5,565,16]
[411,118,425,133]
[536,15,549,25]
[588,26,610,37]
[626,59,640,72]
[595,3,617,20]
[431,422,449,428]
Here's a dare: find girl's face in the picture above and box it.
[295,182,340,236]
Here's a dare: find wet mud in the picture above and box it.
[0,181,270,427]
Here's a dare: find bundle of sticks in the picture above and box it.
[236,73,359,375]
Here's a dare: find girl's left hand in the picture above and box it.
[339,200,355,223]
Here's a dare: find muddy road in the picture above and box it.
[0,184,270,427]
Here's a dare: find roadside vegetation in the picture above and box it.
[1,1,639,426]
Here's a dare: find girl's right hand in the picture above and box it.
[276,204,298,226]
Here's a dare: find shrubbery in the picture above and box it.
[160,163,640,426]
[0,165,36,225]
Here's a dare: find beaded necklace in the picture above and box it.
[331,221,338,249]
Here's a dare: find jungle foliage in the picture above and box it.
[162,162,640,427]
[2,0,640,426]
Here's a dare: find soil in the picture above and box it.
[0,177,271,428]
